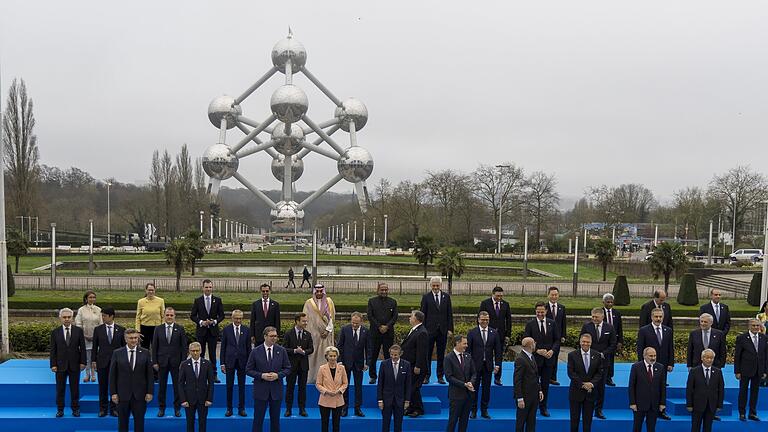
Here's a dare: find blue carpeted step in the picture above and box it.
[666,398,733,416]
[422,396,441,414]
[78,394,100,411]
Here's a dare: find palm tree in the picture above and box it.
[412,236,438,279]
[185,230,207,276]
[647,241,688,294]
[165,238,192,292]
[593,238,615,281]
[6,228,29,273]
[436,246,466,294]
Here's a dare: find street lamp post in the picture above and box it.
[106,182,112,247]
[218,218,222,239]
[495,164,511,254]
[731,204,737,253]
[209,214,214,240]
[89,219,94,274]
[523,228,529,279]
[707,220,713,266]
[373,218,377,246]
[0,82,10,354]
[573,236,579,296]
[354,221,357,243]
[383,214,389,249]
[199,211,204,234]
[51,223,57,289]
[362,220,366,247]
[654,224,659,248]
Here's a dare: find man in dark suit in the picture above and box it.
[479,286,512,386]
[687,313,726,370]
[152,306,189,417]
[567,333,603,432]
[636,307,673,420]
[109,328,154,432]
[686,349,724,432]
[445,335,477,432]
[401,310,429,418]
[337,311,372,417]
[580,307,616,419]
[466,311,502,418]
[420,276,454,384]
[602,293,623,386]
[49,307,87,417]
[628,347,667,432]
[250,283,281,346]
[367,282,398,384]
[545,286,566,385]
[699,288,731,336]
[220,309,252,417]
[178,342,215,432]
[284,313,314,417]
[523,301,560,417]
[734,319,768,421]
[190,279,225,383]
[91,307,125,417]
[377,345,412,432]
[639,290,673,329]
[514,337,543,432]
[246,326,292,432]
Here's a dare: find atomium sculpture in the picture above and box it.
[202,30,373,231]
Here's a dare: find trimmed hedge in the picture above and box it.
[747,273,761,307]
[612,275,630,306]
[676,273,698,306]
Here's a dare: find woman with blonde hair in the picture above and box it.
[315,346,348,432]
[75,290,102,382]
[135,283,165,349]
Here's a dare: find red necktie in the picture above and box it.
[458,353,463,368]
[263,300,268,318]
[647,364,653,381]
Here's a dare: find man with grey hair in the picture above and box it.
[686,348,724,432]
[734,319,768,421]
[337,311,372,417]
[50,307,87,417]
[687,313,726,371]
[420,276,454,384]
[602,293,623,387]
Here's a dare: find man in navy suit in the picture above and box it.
[444,335,477,432]
[151,306,188,417]
[246,326,292,432]
[284,313,314,417]
[514,337,542,432]
[479,286,512,386]
[401,310,429,418]
[580,307,616,419]
[190,279,225,383]
[420,276,454,384]
[466,311,502,418]
[545,287,566,385]
[687,313,726,370]
[250,283,281,346]
[686,349,724,432]
[636,307,673,420]
[639,290,673,329]
[602,293,623,386]
[337,311,372,417]
[109,329,154,432]
[628,347,666,432]
[91,307,125,417]
[178,342,215,432]
[568,333,603,432]
[523,301,560,417]
[49,307,87,417]
[377,345,412,432]
[734,319,768,421]
[699,289,731,336]
[220,309,252,417]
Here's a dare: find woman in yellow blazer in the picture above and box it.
[316,346,348,432]
[135,283,165,349]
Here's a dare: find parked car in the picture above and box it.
[729,249,764,263]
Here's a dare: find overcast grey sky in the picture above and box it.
[1,0,766,205]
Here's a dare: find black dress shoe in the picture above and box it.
[423,377,430,385]
[481,411,491,419]
[157,408,165,417]
[225,410,233,417]
[407,411,421,418]
[369,378,377,384]
[283,409,291,417]
[111,409,118,417]
[299,409,308,417]
[713,415,721,421]
[174,409,181,417]
[748,414,760,421]
[355,408,365,417]
[56,410,64,418]
[98,410,107,417]
[214,377,221,383]
[739,414,746,421]
[549,379,560,385]
[494,380,503,386]
[438,377,447,384]
[72,409,80,417]
[239,409,249,417]
[606,379,616,387]
[341,408,348,417]
[470,411,477,419]
[595,410,606,419]
[540,409,550,417]
[659,412,671,420]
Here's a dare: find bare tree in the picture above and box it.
[589,183,655,226]
[2,78,40,216]
[161,150,177,238]
[149,150,164,240]
[707,166,768,247]
[391,180,427,242]
[472,163,525,249]
[176,144,196,232]
[523,171,560,248]
[424,169,470,244]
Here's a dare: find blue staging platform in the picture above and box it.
[0,359,765,432]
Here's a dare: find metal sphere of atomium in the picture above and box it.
[271,121,305,156]
[207,95,242,129]
[202,144,239,180]
[271,35,307,73]
[270,85,308,123]
[271,155,304,182]
[334,98,368,132]
[270,201,305,230]
[337,146,374,183]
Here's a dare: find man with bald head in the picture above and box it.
[514,337,543,432]
[628,347,666,432]
[699,289,731,336]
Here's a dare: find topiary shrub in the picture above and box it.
[676,273,699,306]
[6,264,14,297]
[747,273,762,307]
[612,275,630,306]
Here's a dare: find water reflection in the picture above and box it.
[197,265,425,276]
